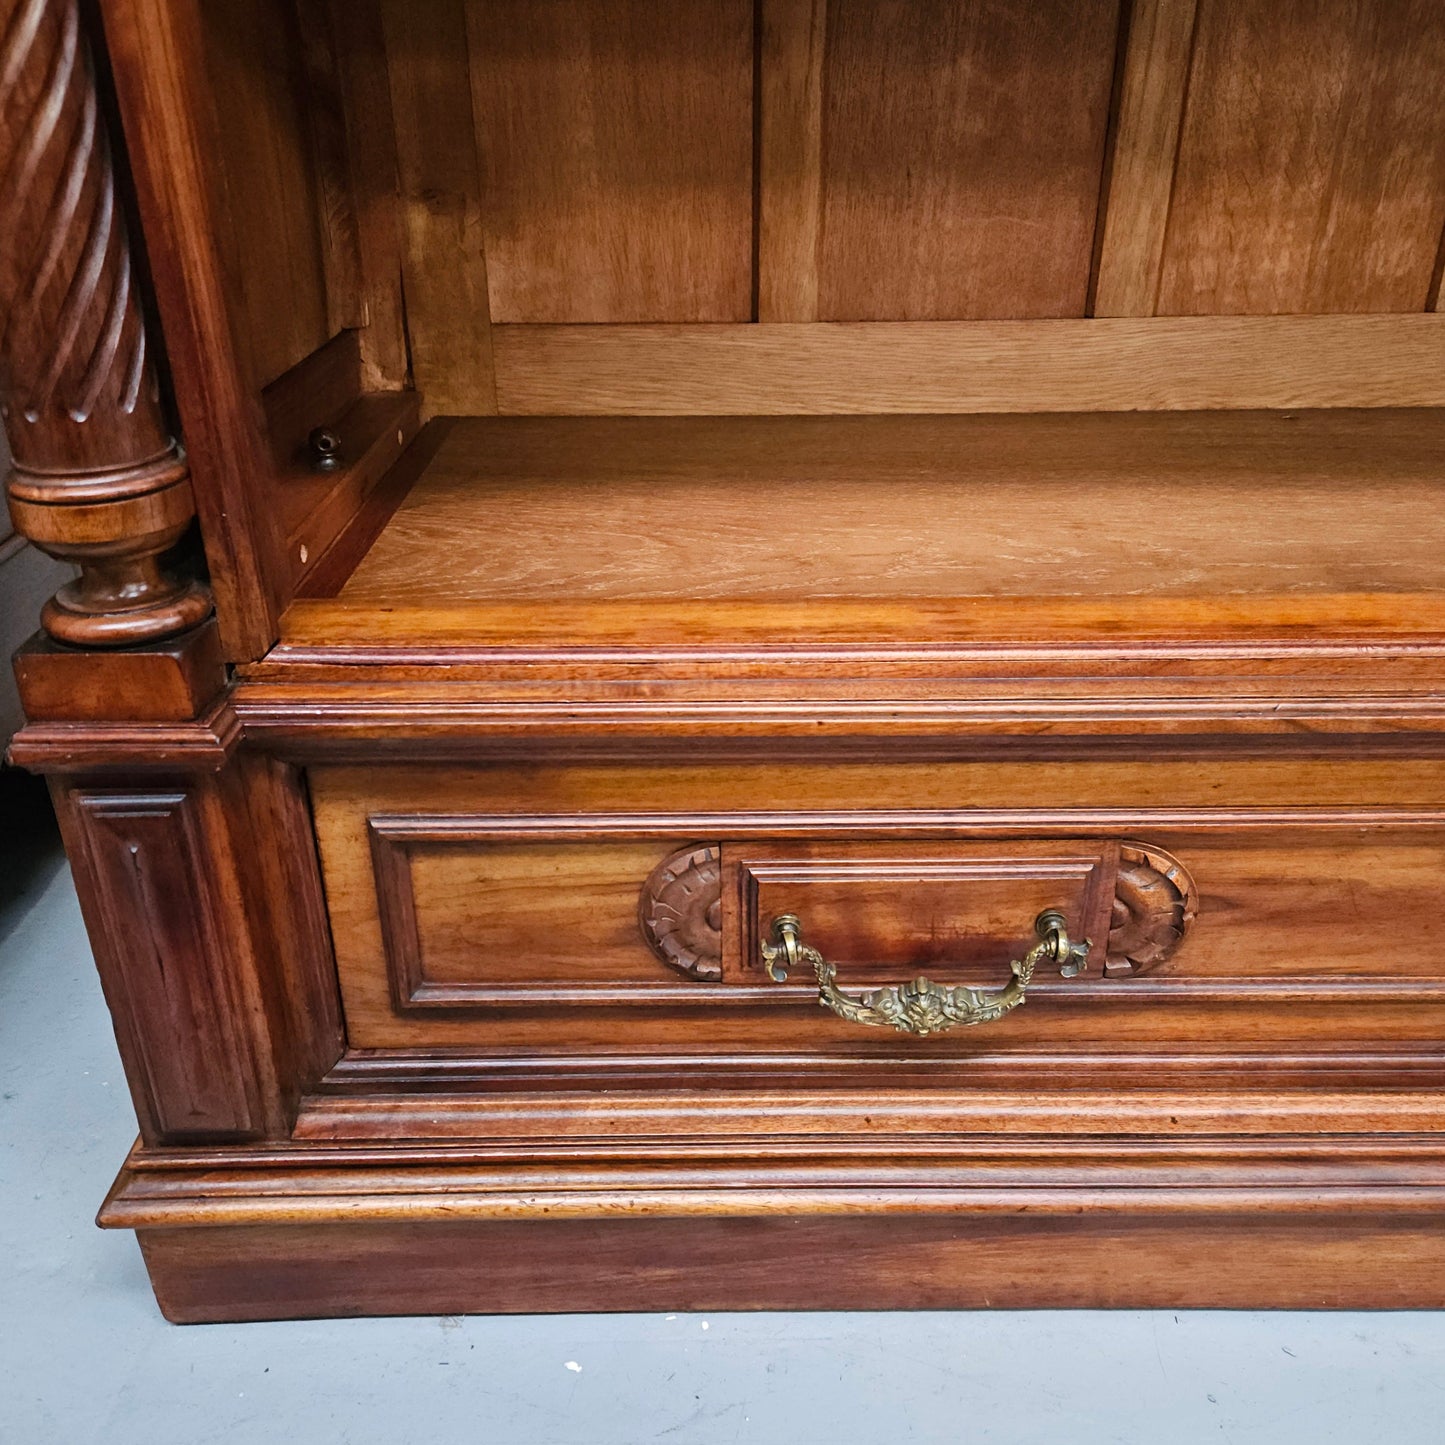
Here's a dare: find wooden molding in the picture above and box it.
[0,0,211,646]
[130,1211,1445,1320]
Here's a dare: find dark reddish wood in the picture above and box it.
[1106,841,1198,976]
[13,617,226,721]
[49,749,343,1145]
[97,0,288,659]
[638,844,724,981]
[60,784,268,1140]
[133,1210,1445,1322]
[0,0,211,646]
[6,696,239,772]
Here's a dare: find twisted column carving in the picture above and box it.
[1,0,210,646]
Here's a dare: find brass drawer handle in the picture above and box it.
[761,909,1088,1036]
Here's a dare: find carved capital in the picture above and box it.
[1,0,210,646]
[639,844,723,981]
[1105,842,1198,976]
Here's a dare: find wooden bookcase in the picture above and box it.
[8,0,1445,1319]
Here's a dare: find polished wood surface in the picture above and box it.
[311,760,1445,1062]
[0,0,211,645]
[132,1212,1445,1320]
[333,412,1445,609]
[16,0,1445,1320]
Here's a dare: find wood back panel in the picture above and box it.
[809,0,1120,321]
[467,0,754,323]
[1157,0,1445,316]
[356,0,1445,409]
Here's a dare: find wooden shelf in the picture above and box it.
[284,409,1445,647]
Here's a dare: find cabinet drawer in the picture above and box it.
[311,761,1445,1070]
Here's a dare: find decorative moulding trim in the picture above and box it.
[363,809,1445,1011]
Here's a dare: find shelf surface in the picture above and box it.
[286,410,1445,648]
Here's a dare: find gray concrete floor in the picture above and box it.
[3,777,1445,1445]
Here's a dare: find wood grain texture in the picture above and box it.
[813,0,1120,320]
[48,751,342,1148]
[61,786,267,1140]
[323,0,408,389]
[0,0,212,645]
[380,0,496,415]
[464,0,753,324]
[199,0,335,389]
[1092,0,1198,316]
[131,1212,1445,1319]
[1157,0,1445,315]
[13,619,226,722]
[311,761,1445,1055]
[757,0,827,322]
[336,411,1445,606]
[490,315,1445,414]
[99,0,289,658]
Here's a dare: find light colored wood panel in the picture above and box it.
[491,315,1445,414]
[381,0,496,415]
[815,0,1120,320]
[338,411,1445,606]
[201,0,334,388]
[757,0,828,322]
[1158,0,1445,315]
[465,0,753,324]
[1092,0,1198,317]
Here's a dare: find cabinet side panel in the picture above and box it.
[59,787,265,1141]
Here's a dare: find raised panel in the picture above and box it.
[811,0,1120,320]
[1157,0,1445,315]
[733,842,1116,988]
[70,791,262,1140]
[311,767,1445,1065]
[466,0,754,323]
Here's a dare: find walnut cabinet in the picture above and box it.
[8,0,1445,1319]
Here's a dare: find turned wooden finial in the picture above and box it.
[0,0,210,647]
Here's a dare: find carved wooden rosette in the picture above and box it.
[1105,842,1198,976]
[639,844,724,981]
[0,0,210,646]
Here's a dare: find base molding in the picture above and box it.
[105,1126,1445,1319]
[136,1211,1445,1322]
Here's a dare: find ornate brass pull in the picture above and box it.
[760,909,1088,1036]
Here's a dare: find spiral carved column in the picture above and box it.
[1,0,210,646]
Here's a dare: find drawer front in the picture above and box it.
[310,761,1445,1069]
